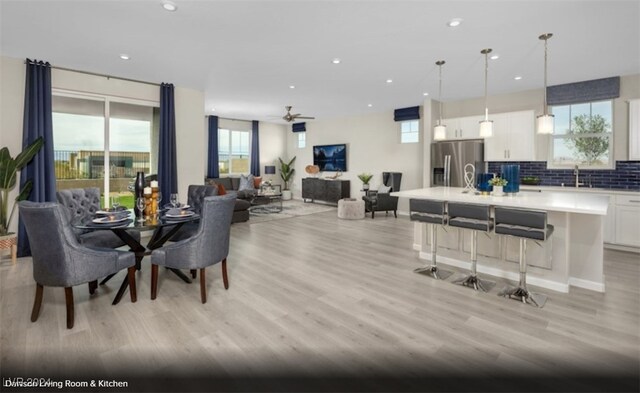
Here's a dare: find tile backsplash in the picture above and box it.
[487,161,640,190]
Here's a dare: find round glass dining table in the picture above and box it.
[73,210,200,305]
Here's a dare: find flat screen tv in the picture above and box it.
[313,144,347,172]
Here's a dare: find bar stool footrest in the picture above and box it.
[498,286,548,308]
[452,274,495,292]
[413,265,453,280]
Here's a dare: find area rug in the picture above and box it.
[248,199,336,224]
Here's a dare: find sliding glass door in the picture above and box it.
[52,91,159,208]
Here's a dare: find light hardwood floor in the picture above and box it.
[1,210,638,391]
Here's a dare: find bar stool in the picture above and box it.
[448,203,495,292]
[494,207,553,308]
[410,199,453,280]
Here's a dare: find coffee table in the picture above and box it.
[250,192,283,213]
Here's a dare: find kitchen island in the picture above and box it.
[392,187,610,293]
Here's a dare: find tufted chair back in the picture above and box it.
[187,185,218,215]
[56,188,101,233]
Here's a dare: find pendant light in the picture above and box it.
[433,60,447,141]
[537,33,554,134]
[479,48,493,137]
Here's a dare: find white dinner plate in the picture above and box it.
[92,216,129,224]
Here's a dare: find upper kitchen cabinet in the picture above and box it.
[629,99,640,160]
[442,115,484,140]
[484,110,535,161]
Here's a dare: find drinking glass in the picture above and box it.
[157,192,163,207]
[136,197,146,222]
[170,193,179,208]
[111,194,120,210]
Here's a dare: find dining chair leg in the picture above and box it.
[200,268,207,304]
[31,283,44,322]
[64,287,74,329]
[151,264,158,300]
[221,258,229,290]
[127,267,137,303]
[190,269,197,279]
[88,280,98,295]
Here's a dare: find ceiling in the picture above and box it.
[1,1,638,124]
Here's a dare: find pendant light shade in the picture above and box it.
[433,60,447,141]
[537,33,554,134]
[479,49,493,137]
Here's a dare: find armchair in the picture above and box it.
[19,201,136,329]
[150,194,235,303]
[362,172,403,219]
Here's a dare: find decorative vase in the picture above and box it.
[282,190,292,200]
[134,171,145,216]
[476,173,494,194]
[0,233,17,264]
[501,164,520,194]
[363,183,370,191]
[493,186,504,196]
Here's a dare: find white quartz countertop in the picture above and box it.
[519,185,639,195]
[392,187,610,215]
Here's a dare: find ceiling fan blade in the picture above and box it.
[291,113,301,117]
[295,116,315,120]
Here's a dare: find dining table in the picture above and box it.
[73,208,200,305]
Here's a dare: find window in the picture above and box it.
[297,132,306,148]
[400,120,419,143]
[218,129,250,174]
[550,100,613,168]
[52,92,159,208]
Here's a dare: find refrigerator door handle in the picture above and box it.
[444,155,451,187]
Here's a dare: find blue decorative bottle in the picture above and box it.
[476,173,494,194]
[501,165,520,194]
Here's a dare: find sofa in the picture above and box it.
[205,178,252,223]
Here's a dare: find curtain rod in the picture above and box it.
[211,115,255,123]
[24,60,160,87]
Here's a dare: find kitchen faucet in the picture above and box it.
[573,165,584,188]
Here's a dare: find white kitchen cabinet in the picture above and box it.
[484,110,535,161]
[443,115,483,139]
[629,99,640,160]
[614,195,640,247]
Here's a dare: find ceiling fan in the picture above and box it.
[282,106,315,122]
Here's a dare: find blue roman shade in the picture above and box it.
[394,106,420,121]
[547,76,620,106]
[292,122,306,132]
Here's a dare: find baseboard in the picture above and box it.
[418,251,570,293]
[568,277,606,293]
[604,243,640,254]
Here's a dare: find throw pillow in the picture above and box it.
[378,184,391,194]
[238,174,255,191]
[253,176,262,188]
[217,183,227,196]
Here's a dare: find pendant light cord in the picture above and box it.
[543,37,548,115]
[438,63,443,124]
[484,51,489,120]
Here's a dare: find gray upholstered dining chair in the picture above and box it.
[150,194,235,303]
[167,184,219,243]
[56,187,140,248]
[19,201,137,329]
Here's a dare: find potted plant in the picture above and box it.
[357,173,373,191]
[489,177,508,196]
[0,137,44,260]
[278,156,296,200]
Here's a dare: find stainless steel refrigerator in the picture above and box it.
[431,139,485,187]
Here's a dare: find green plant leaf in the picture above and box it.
[0,152,17,190]
[16,180,33,202]
[14,137,44,170]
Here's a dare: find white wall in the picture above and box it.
[286,111,424,212]
[0,55,205,232]
[258,121,287,184]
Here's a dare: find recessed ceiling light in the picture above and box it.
[332,58,341,64]
[162,1,177,11]
[423,92,429,96]
[119,54,130,60]
[367,104,373,107]
[490,54,500,60]
[386,79,393,83]
[447,18,462,27]
[289,85,296,89]
[514,76,523,80]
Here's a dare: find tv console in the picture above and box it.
[302,178,350,204]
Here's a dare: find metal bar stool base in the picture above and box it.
[414,265,453,280]
[498,286,548,308]
[453,274,495,292]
